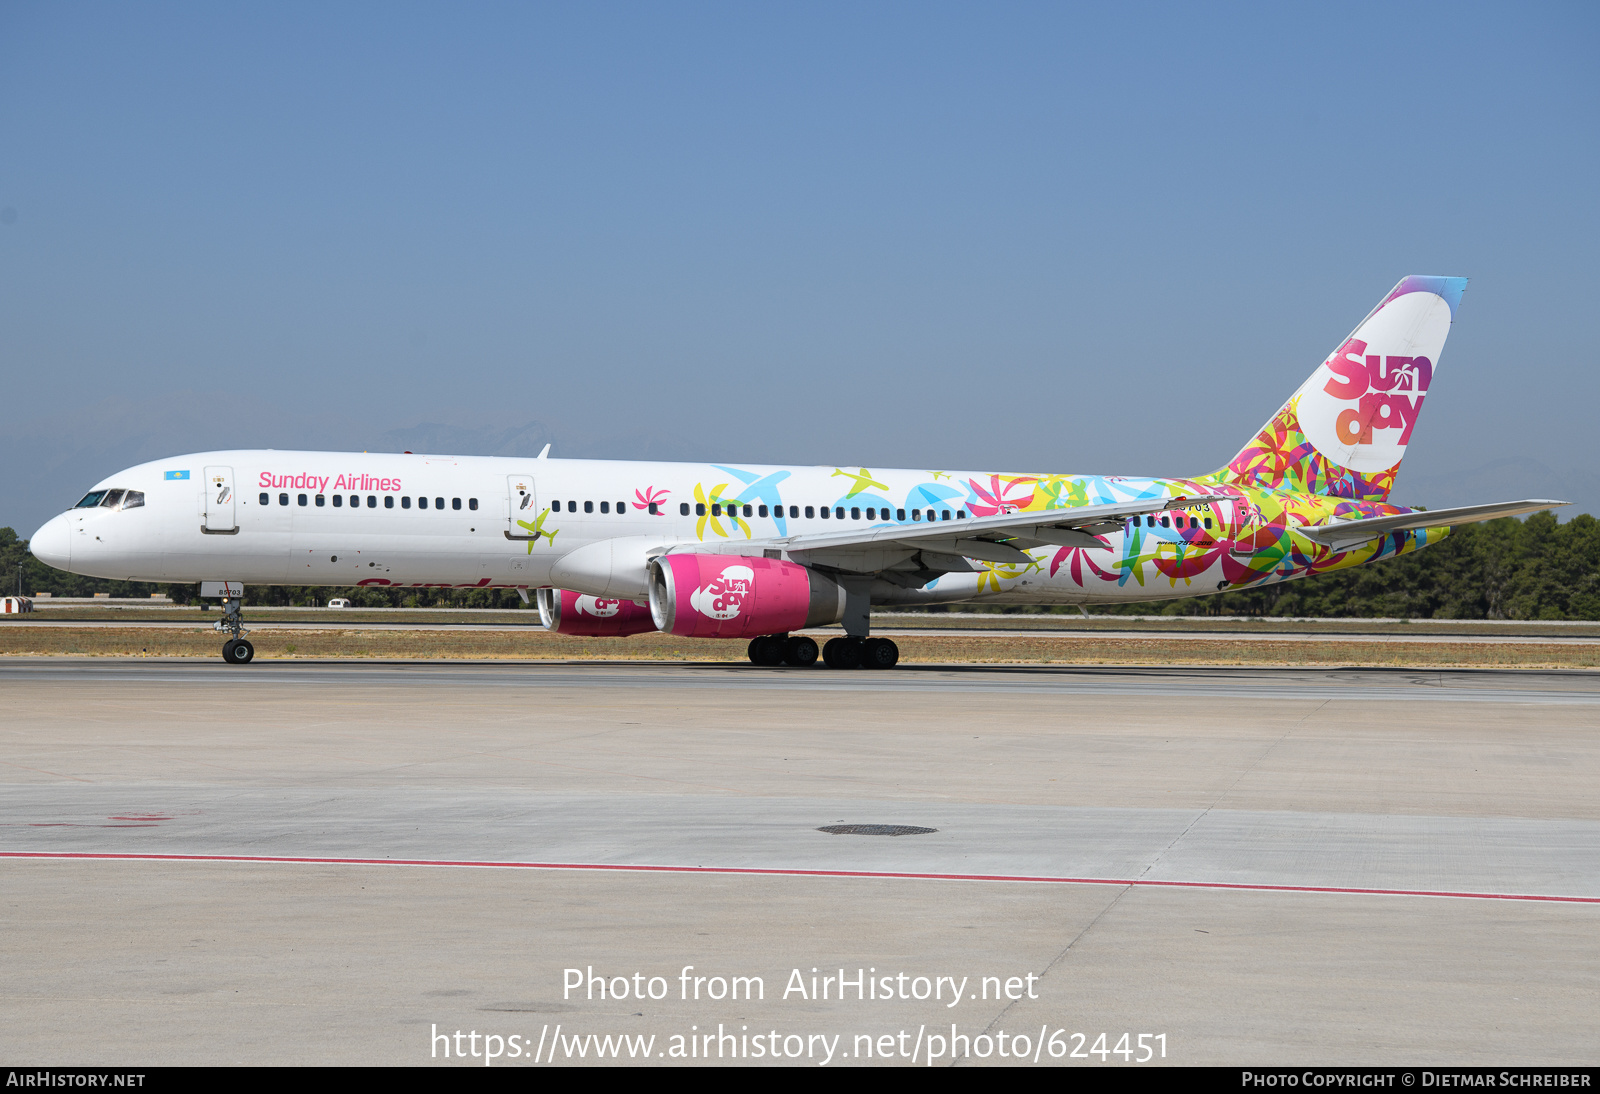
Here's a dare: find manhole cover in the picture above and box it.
[817,824,937,837]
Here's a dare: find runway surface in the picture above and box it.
[9,619,1600,644]
[3,659,1597,1065]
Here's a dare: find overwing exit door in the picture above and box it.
[203,466,238,534]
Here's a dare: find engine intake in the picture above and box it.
[648,554,844,638]
[536,588,659,637]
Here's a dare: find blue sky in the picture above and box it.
[2,2,1596,534]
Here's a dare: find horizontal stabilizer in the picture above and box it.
[1299,500,1568,552]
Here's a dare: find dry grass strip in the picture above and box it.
[2,627,1596,669]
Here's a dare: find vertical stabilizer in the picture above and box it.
[1211,275,1468,501]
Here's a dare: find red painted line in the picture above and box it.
[2,850,1597,905]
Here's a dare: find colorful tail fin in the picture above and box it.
[1209,275,1468,501]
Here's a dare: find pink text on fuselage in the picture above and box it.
[258,472,403,492]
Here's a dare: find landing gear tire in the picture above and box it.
[222,638,255,665]
[747,635,786,666]
[783,635,819,667]
[822,636,863,670]
[861,637,899,669]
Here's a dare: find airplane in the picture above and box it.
[27,275,1564,668]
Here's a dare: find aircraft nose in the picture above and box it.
[29,514,72,573]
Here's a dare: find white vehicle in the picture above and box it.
[29,277,1562,667]
[326,598,352,608]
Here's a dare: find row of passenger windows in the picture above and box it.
[686,503,965,522]
[260,493,479,511]
[543,500,968,522]
[1138,515,1213,529]
[550,500,630,514]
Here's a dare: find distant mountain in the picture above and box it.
[1394,458,1596,522]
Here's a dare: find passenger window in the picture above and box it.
[942,510,952,521]
[758,505,768,517]
[897,508,906,521]
[584,501,593,513]
[123,491,144,509]
[600,501,610,514]
[820,506,829,519]
[352,496,361,508]
[1147,516,1155,527]
[851,507,861,520]
[711,503,721,517]
[333,495,343,508]
[1160,516,1169,527]
[805,506,815,518]
[743,504,752,517]
[566,501,576,513]
[298,493,307,506]
[911,509,920,521]
[618,501,626,514]
[680,503,691,516]
[418,497,427,509]
[453,498,461,510]
[696,503,706,516]
[402,496,412,509]
[835,507,844,519]
[551,500,560,511]
[315,494,325,507]
[436,497,444,509]
[259,493,270,505]
[865,508,875,520]
[1205,518,1212,529]
[648,502,658,515]
[384,496,394,509]
[469,498,478,510]
[280,493,289,506]
[789,506,799,518]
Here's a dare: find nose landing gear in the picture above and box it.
[215,596,254,664]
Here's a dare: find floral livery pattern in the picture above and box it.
[1211,395,1398,502]
[673,463,1433,601]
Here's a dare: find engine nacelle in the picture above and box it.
[536,588,659,637]
[648,554,844,639]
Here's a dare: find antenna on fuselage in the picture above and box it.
[537,443,551,459]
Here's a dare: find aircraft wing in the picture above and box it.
[1298,499,1568,552]
[672,493,1237,570]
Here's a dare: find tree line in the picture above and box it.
[2,510,1595,619]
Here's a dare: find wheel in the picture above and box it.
[221,639,237,663]
[862,637,899,669]
[783,635,818,667]
[823,636,863,669]
[748,635,785,666]
[746,637,763,664]
[224,639,255,664]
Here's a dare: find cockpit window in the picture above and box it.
[75,491,108,508]
[99,490,126,509]
[122,491,145,509]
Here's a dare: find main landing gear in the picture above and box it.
[216,596,254,664]
[822,635,899,670]
[746,634,819,667]
[745,633,899,669]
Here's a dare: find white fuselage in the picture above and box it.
[30,448,1264,607]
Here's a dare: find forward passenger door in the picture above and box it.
[203,466,237,533]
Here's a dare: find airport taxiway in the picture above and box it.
[3,660,1597,1065]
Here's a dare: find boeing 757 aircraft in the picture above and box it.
[29,276,1563,668]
